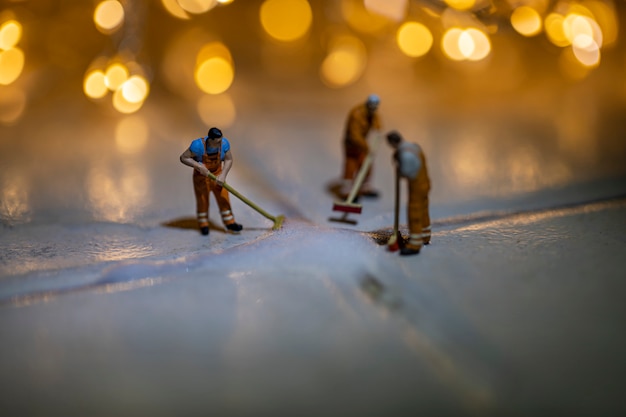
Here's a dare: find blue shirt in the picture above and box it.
[189,137,231,162]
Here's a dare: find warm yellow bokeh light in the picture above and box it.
[511,6,542,37]
[441,28,465,61]
[105,63,129,91]
[260,0,312,42]
[444,0,475,11]
[442,27,490,61]
[121,75,149,103]
[0,47,24,85]
[0,20,22,50]
[112,87,144,114]
[584,0,617,46]
[197,42,232,65]
[115,116,149,155]
[160,0,191,19]
[564,14,602,48]
[572,40,600,67]
[195,57,234,94]
[94,0,125,32]
[341,0,390,34]
[458,31,475,57]
[178,0,218,14]
[397,22,433,58]
[545,13,569,47]
[364,0,407,22]
[84,70,108,99]
[197,94,236,128]
[320,36,366,88]
[464,28,490,61]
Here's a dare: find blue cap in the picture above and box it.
[366,94,380,106]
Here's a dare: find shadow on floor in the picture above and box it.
[161,217,224,233]
[161,216,274,233]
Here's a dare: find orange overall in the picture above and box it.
[342,104,381,194]
[192,147,237,230]
[399,143,431,250]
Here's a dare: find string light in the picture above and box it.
[72,0,619,114]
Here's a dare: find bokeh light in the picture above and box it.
[545,12,569,47]
[511,6,543,37]
[105,62,129,91]
[0,47,24,85]
[197,41,233,65]
[341,0,390,34]
[585,0,617,46]
[442,27,491,61]
[572,39,600,67]
[320,35,366,88]
[160,0,191,19]
[442,28,465,61]
[463,28,491,61]
[260,0,312,42]
[564,14,602,48]
[194,41,234,95]
[197,93,236,128]
[195,56,234,94]
[94,0,125,33]
[0,20,22,50]
[112,87,144,114]
[84,70,108,99]
[115,116,149,155]
[364,0,407,22]
[396,21,433,58]
[178,0,218,15]
[121,75,150,103]
[444,0,476,11]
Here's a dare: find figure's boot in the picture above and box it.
[226,222,243,233]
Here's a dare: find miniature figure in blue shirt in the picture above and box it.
[180,127,243,235]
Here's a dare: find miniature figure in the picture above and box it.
[180,127,243,235]
[340,94,382,199]
[386,130,431,256]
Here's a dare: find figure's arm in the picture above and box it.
[180,148,209,177]
[348,115,369,153]
[217,150,233,186]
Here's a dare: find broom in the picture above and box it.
[206,172,285,230]
[332,133,381,215]
[387,165,401,251]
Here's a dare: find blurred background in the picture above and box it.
[1,0,626,228]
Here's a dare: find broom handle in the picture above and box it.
[393,164,399,233]
[206,172,277,222]
[346,133,381,204]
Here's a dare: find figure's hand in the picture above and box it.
[216,172,226,186]
[197,165,210,178]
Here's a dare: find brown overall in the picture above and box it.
[192,142,237,230]
[400,143,431,251]
[342,104,381,194]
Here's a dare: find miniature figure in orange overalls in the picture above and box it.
[340,94,382,198]
[386,131,431,256]
[180,127,243,236]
